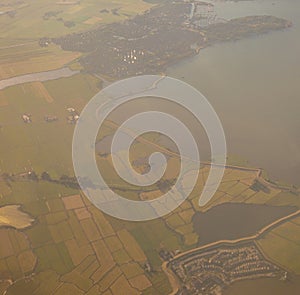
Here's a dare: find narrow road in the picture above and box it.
[0,41,36,50]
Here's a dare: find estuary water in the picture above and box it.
[192,203,297,246]
[167,0,300,186]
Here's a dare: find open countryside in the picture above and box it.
[0,0,300,294]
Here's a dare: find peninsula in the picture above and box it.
[52,0,292,80]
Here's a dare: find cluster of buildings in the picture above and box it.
[22,114,32,123]
[21,108,79,124]
[184,0,218,29]
[54,0,206,79]
[66,107,79,124]
[120,49,145,65]
[169,242,284,295]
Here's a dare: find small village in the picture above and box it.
[168,242,286,295]
[53,0,291,80]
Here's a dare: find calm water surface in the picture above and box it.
[167,0,300,185]
[223,275,300,295]
[169,1,300,293]
[192,203,296,245]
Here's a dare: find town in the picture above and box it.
[168,242,286,295]
[52,0,292,80]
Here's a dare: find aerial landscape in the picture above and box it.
[0,0,299,294]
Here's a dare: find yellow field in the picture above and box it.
[0,0,154,40]
[18,250,37,273]
[245,187,281,204]
[140,189,162,201]
[0,229,36,280]
[92,239,115,281]
[178,209,194,224]
[30,81,54,103]
[183,232,199,246]
[110,275,139,295]
[65,239,94,266]
[80,218,101,242]
[8,188,153,294]
[0,92,8,107]
[0,1,169,291]
[117,229,147,262]
[112,248,131,264]
[98,266,122,292]
[257,230,300,274]
[84,16,103,25]
[88,206,115,237]
[121,262,144,279]
[166,213,185,228]
[0,205,34,229]
[0,44,81,80]
[105,236,123,252]
[0,182,11,197]
[129,274,152,291]
[54,283,84,295]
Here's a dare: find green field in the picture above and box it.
[0,73,100,177]
[0,42,82,79]
[0,1,299,294]
[257,216,300,274]
[0,179,173,294]
[0,0,153,40]
[1,71,299,293]
[0,0,154,85]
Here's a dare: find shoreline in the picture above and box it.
[163,208,300,294]
[53,0,292,81]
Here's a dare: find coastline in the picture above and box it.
[162,206,300,294]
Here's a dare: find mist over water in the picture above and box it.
[167,0,300,185]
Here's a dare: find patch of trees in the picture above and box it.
[43,10,62,20]
[1,171,80,189]
[157,178,176,193]
[64,21,76,28]
[250,179,270,193]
